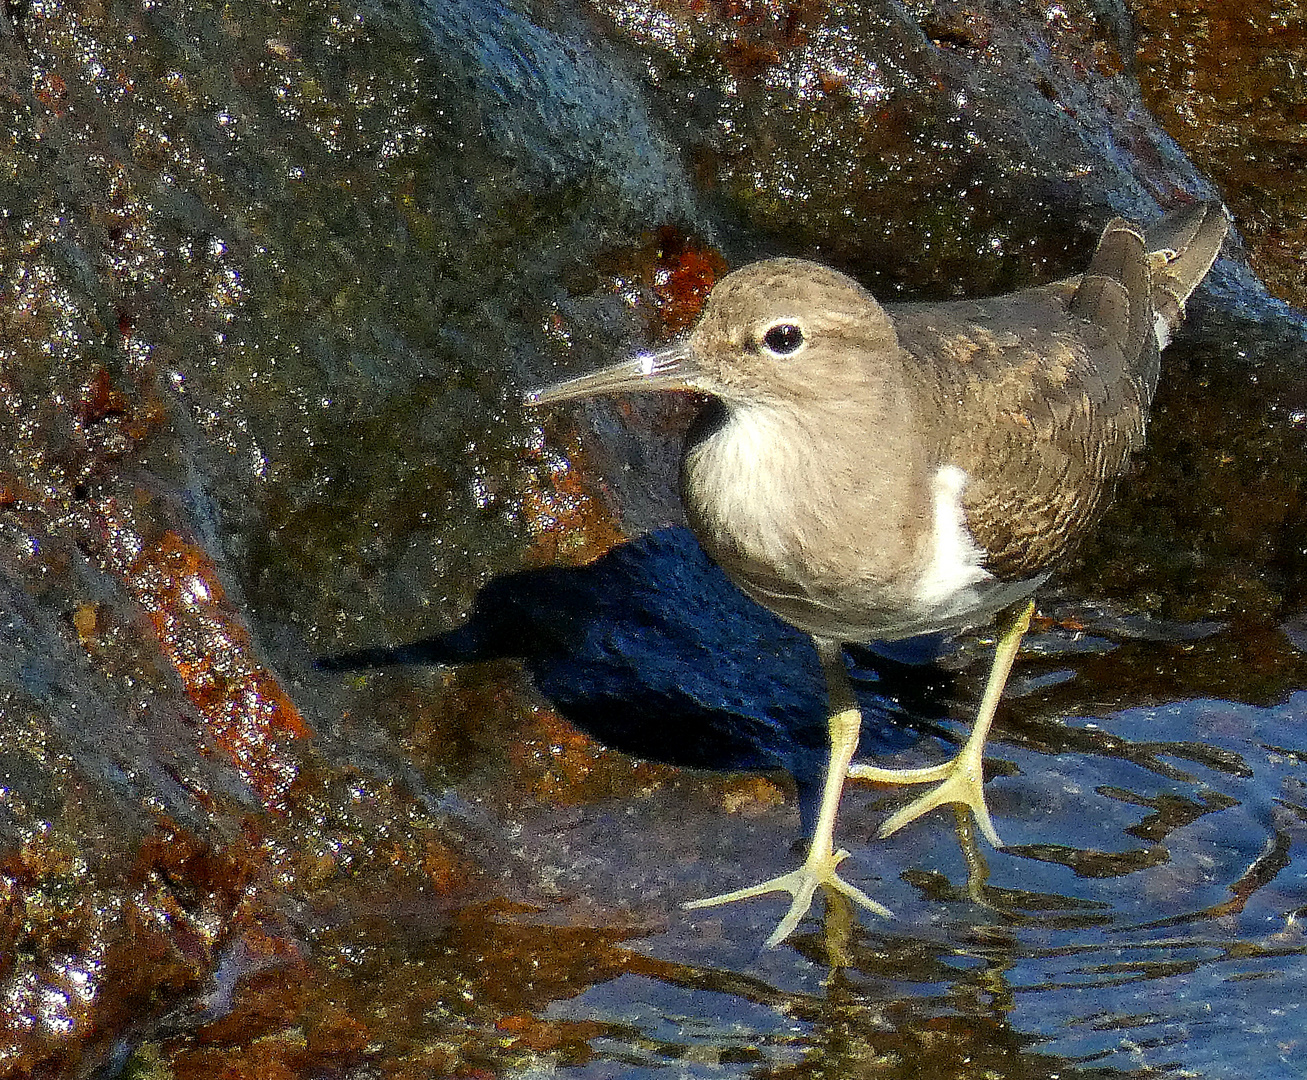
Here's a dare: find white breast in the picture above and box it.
[685,407,798,565]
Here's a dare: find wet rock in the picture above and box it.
[0,0,1305,1075]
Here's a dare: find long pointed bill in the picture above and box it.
[523,342,699,406]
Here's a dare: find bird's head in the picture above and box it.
[525,257,899,412]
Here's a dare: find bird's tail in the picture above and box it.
[1070,200,1231,359]
[1142,201,1232,344]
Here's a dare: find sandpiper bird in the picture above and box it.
[526,202,1230,947]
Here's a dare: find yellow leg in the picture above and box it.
[849,599,1034,848]
[685,640,892,947]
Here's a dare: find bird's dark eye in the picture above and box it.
[762,322,805,356]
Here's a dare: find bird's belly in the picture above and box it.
[688,436,1047,644]
[696,500,1040,645]
[889,570,1048,639]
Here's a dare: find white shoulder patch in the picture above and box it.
[1153,311,1172,351]
[915,464,992,613]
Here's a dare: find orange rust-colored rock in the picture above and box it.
[33,71,68,115]
[715,773,790,816]
[123,528,310,807]
[646,227,729,336]
[495,1011,607,1056]
[76,367,131,427]
[520,431,627,568]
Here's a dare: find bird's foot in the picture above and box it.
[684,847,892,948]
[849,735,1002,848]
[849,599,1030,851]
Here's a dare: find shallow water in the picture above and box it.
[475,642,1307,1079]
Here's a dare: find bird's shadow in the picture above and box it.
[320,527,956,835]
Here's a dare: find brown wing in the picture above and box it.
[888,246,1154,582]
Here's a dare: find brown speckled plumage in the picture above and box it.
[891,283,1146,581]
